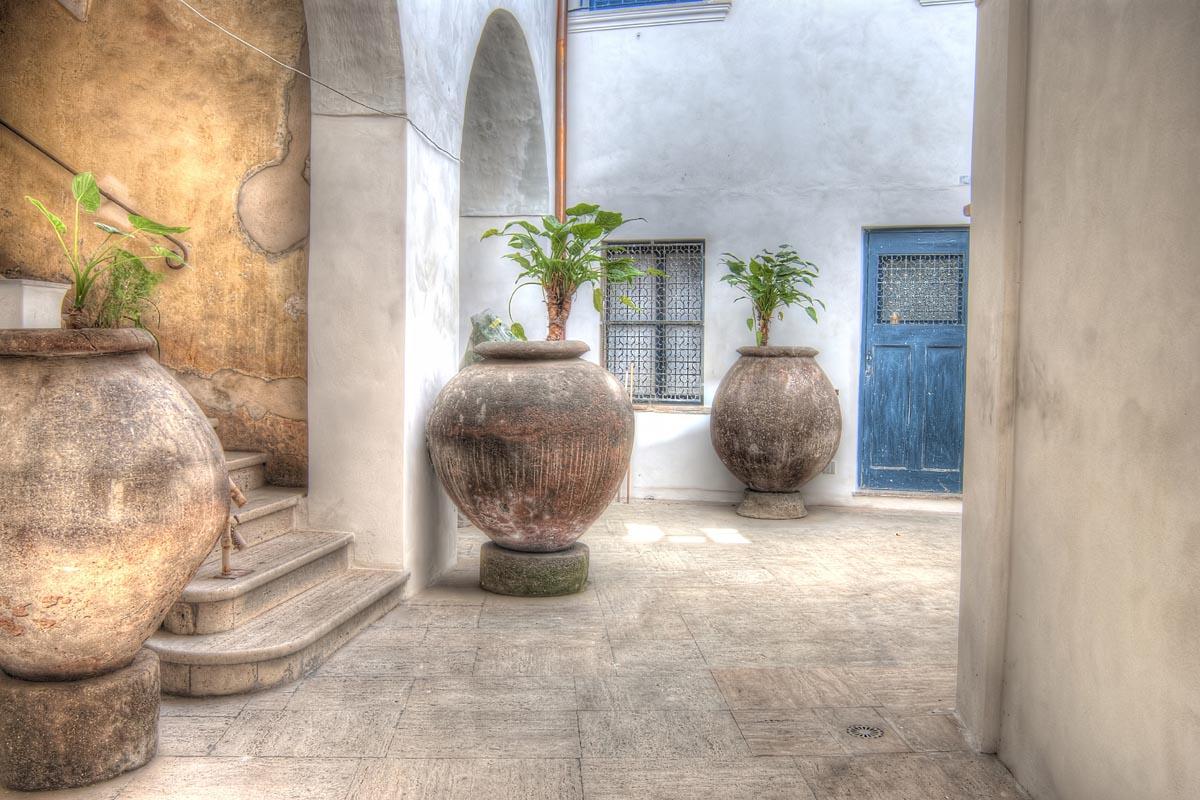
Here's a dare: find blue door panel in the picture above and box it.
[868,345,912,469]
[858,228,968,493]
[921,345,966,472]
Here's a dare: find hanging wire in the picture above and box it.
[170,0,461,163]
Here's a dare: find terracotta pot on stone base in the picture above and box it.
[0,328,228,790]
[426,340,633,594]
[711,346,842,519]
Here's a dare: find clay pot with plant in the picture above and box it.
[1,174,227,687]
[26,171,188,332]
[710,245,842,519]
[427,204,649,591]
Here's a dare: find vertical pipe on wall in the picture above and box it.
[555,0,568,221]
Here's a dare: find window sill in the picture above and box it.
[568,1,732,33]
[632,404,711,414]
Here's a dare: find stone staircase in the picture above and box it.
[146,451,407,696]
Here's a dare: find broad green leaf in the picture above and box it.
[572,222,603,240]
[26,197,66,234]
[619,295,641,311]
[594,210,622,229]
[94,222,130,236]
[565,202,599,217]
[481,228,500,239]
[128,214,188,235]
[72,172,102,213]
[593,287,603,313]
[151,244,187,266]
[746,317,754,332]
[806,306,819,323]
[510,322,527,341]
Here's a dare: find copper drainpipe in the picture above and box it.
[555,0,568,222]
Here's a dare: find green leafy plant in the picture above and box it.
[26,172,188,329]
[482,202,657,341]
[720,245,824,346]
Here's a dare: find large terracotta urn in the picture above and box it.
[0,328,228,681]
[426,340,633,552]
[711,346,841,518]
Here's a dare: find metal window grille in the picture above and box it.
[603,241,704,405]
[581,0,699,9]
[876,253,965,325]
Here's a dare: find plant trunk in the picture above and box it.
[758,314,771,347]
[546,285,573,341]
[63,307,88,330]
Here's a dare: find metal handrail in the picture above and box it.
[0,117,189,266]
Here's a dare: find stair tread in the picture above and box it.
[232,485,305,521]
[149,569,408,665]
[224,450,269,470]
[182,530,353,603]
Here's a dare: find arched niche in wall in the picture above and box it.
[459,9,551,347]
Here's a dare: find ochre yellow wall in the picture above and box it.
[0,0,310,485]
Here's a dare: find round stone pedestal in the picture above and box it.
[736,489,808,520]
[0,648,159,791]
[480,542,590,596]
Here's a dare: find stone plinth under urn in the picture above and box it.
[711,346,841,519]
[427,340,633,595]
[0,328,228,790]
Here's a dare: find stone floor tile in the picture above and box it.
[611,639,708,673]
[581,757,815,800]
[731,708,847,756]
[596,586,679,615]
[473,644,616,676]
[159,693,249,717]
[210,709,401,757]
[578,710,750,758]
[405,584,489,605]
[116,757,360,800]
[389,707,580,758]
[285,676,413,711]
[881,709,970,752]
[376,603,481,628]
[603,610,694,640]
[796,753,1029,799]
[482,584,601,608]
[346,758,583,800]
[846,665,958,712]
[696,638,892,669]
[314,644,476,677]
[341,625,428,647]
[157,715,234,756]
[703,567,780,585]
[424,627,608,647]
[407,676,577,710]
[476,605,607,633]
[575,673,726,710]
[712,666,878,709]
[812,707,911,755]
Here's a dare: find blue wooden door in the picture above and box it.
[858,228,969,493]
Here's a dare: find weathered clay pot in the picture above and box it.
[711,346,842,510]
[0,329,228,681]
[426,340,633,552]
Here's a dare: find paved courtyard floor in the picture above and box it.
[41,501,1028,799]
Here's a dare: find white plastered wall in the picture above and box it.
[565,0,976,504]
[306,0,555,592]
[959,1,1200,797]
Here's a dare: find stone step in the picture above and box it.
[162,530,354,635]
[224,450,268,493]
[231,485,306,546]
[150,569,407,697]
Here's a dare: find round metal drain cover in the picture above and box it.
[846,724,884,739]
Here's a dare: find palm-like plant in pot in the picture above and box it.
[426,204,650,595]
[710,245,842,519]
[0,172,227,790]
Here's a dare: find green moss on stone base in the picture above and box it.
[479,542,590,597]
